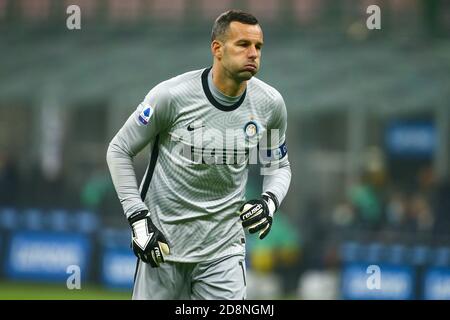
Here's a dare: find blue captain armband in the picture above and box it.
[264,142,288,161]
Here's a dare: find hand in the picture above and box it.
[239,192,278,240]
[128,210,170,267]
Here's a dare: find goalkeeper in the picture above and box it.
[106,9,291,300]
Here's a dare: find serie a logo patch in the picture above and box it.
[138,106,153,125]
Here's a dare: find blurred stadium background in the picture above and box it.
[0,0,450,299]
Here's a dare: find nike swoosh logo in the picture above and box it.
[187,124,205,131]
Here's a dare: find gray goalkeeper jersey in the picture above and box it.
[107,67,291,263]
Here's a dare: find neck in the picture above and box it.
[211,64,247,97]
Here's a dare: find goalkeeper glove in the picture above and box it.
[128,210,170,267]
[239,192,279,240]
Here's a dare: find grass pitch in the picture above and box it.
[0,281,131,300]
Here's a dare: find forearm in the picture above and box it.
[106,139,148,218]
[262,157,291,206]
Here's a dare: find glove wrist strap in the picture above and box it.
[128,209,149,225]
[262,192,278,215]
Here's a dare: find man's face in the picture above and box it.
[215,22,264,81]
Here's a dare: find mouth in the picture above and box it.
[243,64,257,72]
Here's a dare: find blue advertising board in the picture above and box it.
[341,263,415,300]
[101,248,137,289]
[424,267,450,300]
[5,231,91,282]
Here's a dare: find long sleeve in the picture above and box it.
[262,157,291,206]
[106,82,173,218]
[260,90,291,206]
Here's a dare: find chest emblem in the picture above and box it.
[244,121,259,139]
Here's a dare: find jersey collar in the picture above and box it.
[201,67,247,112]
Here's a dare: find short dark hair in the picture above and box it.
[211,10,259,42]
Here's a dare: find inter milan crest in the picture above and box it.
[244,120,259,139]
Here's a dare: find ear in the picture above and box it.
[211,40,223,60]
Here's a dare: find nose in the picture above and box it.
[248,45,258,59]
